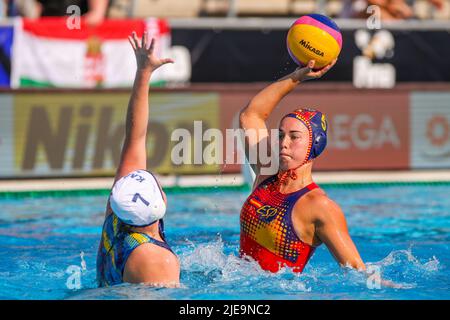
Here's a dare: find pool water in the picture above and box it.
[0,184,449,300]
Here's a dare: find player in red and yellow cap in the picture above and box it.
[239,59,367,274]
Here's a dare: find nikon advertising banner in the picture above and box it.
[1,92,219,178]
[1,88,450,178]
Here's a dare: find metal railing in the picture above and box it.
[2,17,449,31]
[2,0,449,20]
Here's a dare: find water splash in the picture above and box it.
[60,242,448,299]
[362,247,442,290]
[179,237,313,294]
[180,238,445,294]
[180,235,228,273]
[423,256,440,272]
[374,248,441,272]
[80,251,87,272]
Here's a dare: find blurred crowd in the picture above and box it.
[342,0,448,20]
[0,0,109,25]
[0,0,448,22]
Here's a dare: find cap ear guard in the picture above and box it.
[309,131,327,160]
[308,112,327,160]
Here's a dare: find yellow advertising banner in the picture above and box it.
[0,94,14,176]
[8,92,220,177]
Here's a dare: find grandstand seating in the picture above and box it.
[290,0,317,15]
[414,0,450,19]
[202,0,230,16]
[234,0,290,16]
[106,0,450,20]
[325,0,344,17]
[108,0,132,18]
[130,0,202,18]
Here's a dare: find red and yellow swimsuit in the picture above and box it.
[240,175,318,273]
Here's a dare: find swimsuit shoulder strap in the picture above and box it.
[129,231,173,253]
[117,217,173,254]
[289,182,319,202]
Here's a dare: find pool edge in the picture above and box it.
[2,180,450,199]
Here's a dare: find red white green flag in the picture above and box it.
[12,17,171,88]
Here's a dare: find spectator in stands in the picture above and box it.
[37,0,109,25]
[341,0,445,20]
[8,0,38,17]
[9,0,110,25]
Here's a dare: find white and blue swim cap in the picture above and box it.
[109,170,166,227]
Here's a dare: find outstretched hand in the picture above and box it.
[294,59,337,82]
[128,31,174,73]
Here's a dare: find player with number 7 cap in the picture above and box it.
[96,31,179,287]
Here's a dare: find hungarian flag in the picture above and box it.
[11,17,171,88]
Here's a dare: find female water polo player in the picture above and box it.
[96,32,179,287]
[239,59,368,274]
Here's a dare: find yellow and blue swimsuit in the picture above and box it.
[96,213,173,287]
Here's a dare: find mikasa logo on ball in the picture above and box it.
[287,14,342,68]
[299,39,324,57]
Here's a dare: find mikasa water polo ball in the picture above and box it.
[287,14,342,69]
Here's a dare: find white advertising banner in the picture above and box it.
[0,95,13,177]
[411,92,450,168]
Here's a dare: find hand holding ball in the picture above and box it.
[287,14,342,69]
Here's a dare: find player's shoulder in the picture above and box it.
[129,242,179,267]
[124,242,179,282]
[301,186,329,206]
[123,242,180,285]
[300,187,344,222]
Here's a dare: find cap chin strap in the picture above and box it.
[275,158,312,190]
[276,110,315,190]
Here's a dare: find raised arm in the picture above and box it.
[239,60,336,180]
[114,32,173,183]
